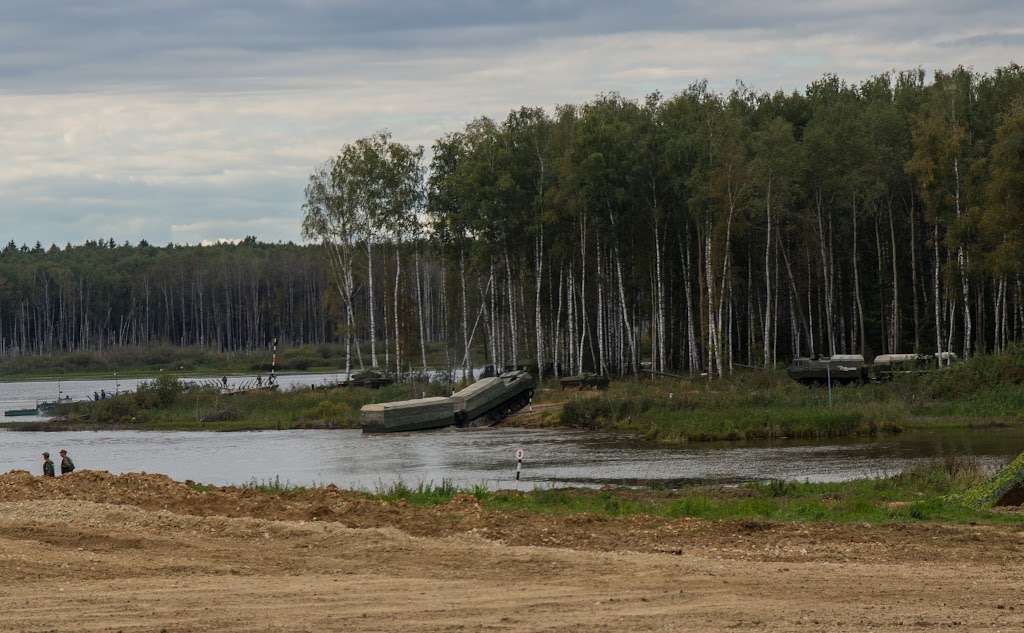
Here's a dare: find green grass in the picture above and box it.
[13,346,1024,439]
[425,457,1020,525]
[555,364,1024,442]
[228,457,1024,526]
[13,373,455,431]
[240,475,306,493]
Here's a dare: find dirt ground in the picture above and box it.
[2,471,1024,632]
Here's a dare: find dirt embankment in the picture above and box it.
[2,470,1024,632]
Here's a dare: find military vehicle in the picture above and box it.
[786,354,869,385]
[872,352,958,381]
[359,397,456,433]
[340,370,394,389]
[451,370,536,427]
[559,372,610,391]
[359,370,536,433]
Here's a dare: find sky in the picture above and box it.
[2,1,1021,248]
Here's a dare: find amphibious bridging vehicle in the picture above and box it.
[360,370,535,433]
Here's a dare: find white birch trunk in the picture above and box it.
[415,249,427,373]
[460,247,471,381]
[934,222,943,365]
[535,232,544,381]
[366,242,378,368]
[504,248,517,364]
[763,183,772,368]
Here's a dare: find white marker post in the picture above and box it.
[515,448,524,490]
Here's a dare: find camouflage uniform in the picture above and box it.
[60,451,75,474]
[42,454,55,477]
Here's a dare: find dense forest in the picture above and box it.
[5,65,1024,380]
[0,238,332,355]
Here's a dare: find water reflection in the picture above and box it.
[1,426,1022,491]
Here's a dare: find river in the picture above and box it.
[2,426,1023,491]
[3,375,1023,490]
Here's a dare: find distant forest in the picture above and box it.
[6,65,1024,379]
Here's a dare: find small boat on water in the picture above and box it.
[4,407,39,417]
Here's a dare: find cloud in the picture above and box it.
[1,1,1021,246]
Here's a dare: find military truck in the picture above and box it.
[871,352,958,381]
[359,370,536,433]
[451,370,535,428]
[786,354,869,385]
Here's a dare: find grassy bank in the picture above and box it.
[10,346,1024,439]
[5,374,453,431]
[246,457,1022,527]
[554,354,1024,442]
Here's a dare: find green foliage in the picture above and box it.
[372,479,460,506]
[50,379,452,430]
[925,343,1024,399]
[133,373,182,408]
[240,475,305,493]
[358,458,1020,526]
[560,376,906,442]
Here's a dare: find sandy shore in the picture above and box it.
[1,470,1023,632]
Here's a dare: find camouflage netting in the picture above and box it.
[953,451,1024,508]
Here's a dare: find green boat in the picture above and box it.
[4,408,39,417]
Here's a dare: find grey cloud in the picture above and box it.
[939,31,1024,49]
[5,1,1019,92]
[4,175,302,247]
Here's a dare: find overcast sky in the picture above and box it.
[2,1,1020,247]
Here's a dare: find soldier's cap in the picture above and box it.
[43,452,49,458]
[59,450,66,454]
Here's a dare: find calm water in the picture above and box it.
[2,425,1023,491]
[4,376,1023,490]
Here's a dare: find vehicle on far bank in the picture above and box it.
[340,371,394,389]
[786,354,870,385]
[787,352,960,386]
[871,352,958,381]
[559,372,610,391]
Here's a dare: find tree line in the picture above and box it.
[303,64,1024,380]
[6,65,1024,381]
[0,238,332,356]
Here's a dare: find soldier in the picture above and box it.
[42,452,55,477]
[59,449,75,474]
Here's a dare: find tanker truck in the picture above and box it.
[360,370,535,433]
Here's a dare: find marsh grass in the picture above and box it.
[371,479,465,505]
[560,374,909,442]
[465,458,1012,525]
[350,457,1015,525]
[44,378,453,430]
[218,457,1019,525]
[558,360,1024,442]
